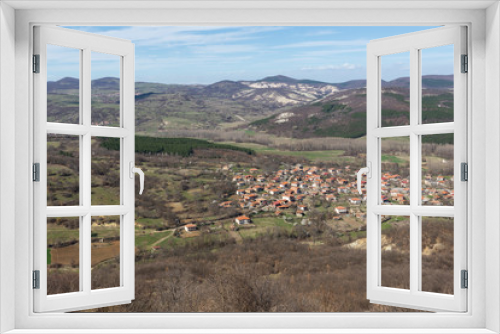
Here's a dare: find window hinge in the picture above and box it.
[33,270,40,289]
[461,162,468,181]
[33,163,40,182]
[461,270,468,289]
[33,54,40,73]
[461,54,468,73]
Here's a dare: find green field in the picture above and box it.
[222,141,348,163]
[381,155,406,163]
[135,230,172,249]
[238,217,294,239]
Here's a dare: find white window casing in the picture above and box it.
[0,2,497,333]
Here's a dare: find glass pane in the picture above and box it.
[91,52,121,127]
[47,217,80,295]
[421,45,454,124]
[381,137,410,205]
[421,217,454,294]
[47,44,80,124]
[381,52,410,127]
[47,134,80,206]
[381,215,410,289]
[91,216,121,290]
[91,137,121,205]
[422,134,454,206]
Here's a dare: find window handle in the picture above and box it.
[356,162,371,195]
[129,162,144,195]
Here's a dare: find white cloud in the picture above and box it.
[191,44,259,54]
[274,39,369,49]
[303,30,339,37]
[76,26,283,48]
[301,63,359,71]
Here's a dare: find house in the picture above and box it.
[326,194,337,202]
[269,188,282,195]
[349,198,362,206]
[356,212,367,219]
[335,206,348,214]
[337,187,350,194]
[184,224,197,232]
[244,193,258,201]
[245,175,256,181]
[253,185,264,192]
[235,216,251,225]
[257,198,268,206]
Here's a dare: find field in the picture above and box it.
[221,141,350,163]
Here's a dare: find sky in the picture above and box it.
[47,26,454,85]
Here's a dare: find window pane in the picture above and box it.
[381,137,410,205]
[91,52,121,127]
[91,216,121,290]
[47,134,80,206]
[421,217,454,294]
[381,215,410,289]
[47,217,80,295]
[421,45,454,124]
[422,134,454,206]
[47,44,80,124]
[381,52,410,127]
[91,137,121,205]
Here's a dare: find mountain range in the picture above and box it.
[47,74,453,138]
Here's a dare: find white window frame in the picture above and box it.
[366,26,467,312]
[33,25,136,313]
[1,1,499,333]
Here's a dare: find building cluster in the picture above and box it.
[223,164,366,223]
[380,172,454,206]
[220,164,455,225]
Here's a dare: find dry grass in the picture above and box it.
[50,241,120,267]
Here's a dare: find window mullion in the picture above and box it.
[82,47,92,294]
[409,47,420,294]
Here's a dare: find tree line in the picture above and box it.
[100,136,255,157]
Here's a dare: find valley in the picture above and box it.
[45,74,455,312]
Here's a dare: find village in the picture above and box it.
[209,163,455,230]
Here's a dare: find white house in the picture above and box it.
[235,216,251,225]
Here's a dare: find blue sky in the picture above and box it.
[49,26,454,84]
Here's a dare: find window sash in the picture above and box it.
[366,26,467,312]
[32,25,136,313]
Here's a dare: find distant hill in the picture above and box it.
[331,75,454,90]
[247,84,454,139]
[259,75,330,86]
[47,74,453,135]
[47,77,79,92]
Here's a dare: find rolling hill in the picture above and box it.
[47,74,453,137]
[247,84,454,139]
